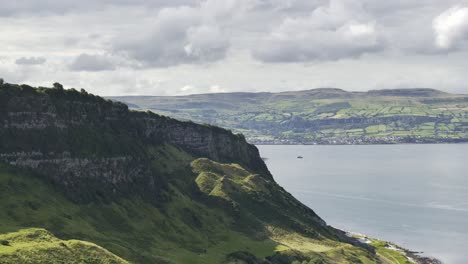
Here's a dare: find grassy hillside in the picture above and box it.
[0,159,417,264]
[110,88,468,144]
[0,83,422,263]
[0,228,127,264]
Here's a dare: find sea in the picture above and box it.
[258,144,468,264]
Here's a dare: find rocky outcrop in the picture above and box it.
[0,151,153,202]
[0,83,270,202]
[136,116,270,178]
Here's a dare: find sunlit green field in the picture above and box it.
[110,88,468,144]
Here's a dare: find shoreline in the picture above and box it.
[343,229,443,264]
[257,144,464,264]
[253,141,468,146]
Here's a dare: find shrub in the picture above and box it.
[53,82,64,90]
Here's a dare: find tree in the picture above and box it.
[53,82,64,90]
[0,78,4,86]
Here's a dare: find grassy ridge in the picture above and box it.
[191,159,389,264]
[0,228,127,264]
[0,157,413,264]
[0,153,280,263]
[110,88,468,144]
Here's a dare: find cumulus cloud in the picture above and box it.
[114,2,232,67]
[252,0,383,62]
[2,0,468,95]
[433,6,468,50]
[15,57,46,65]
[69,54,116,72]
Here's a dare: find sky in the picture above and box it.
[1,0,468,96]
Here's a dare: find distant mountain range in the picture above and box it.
[110,88,468,145]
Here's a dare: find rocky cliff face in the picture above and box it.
[0,83,270,202]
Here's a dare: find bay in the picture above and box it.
[258,144,468,264]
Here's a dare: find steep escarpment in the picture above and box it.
[0,83,268,202]
[0,82,411,264]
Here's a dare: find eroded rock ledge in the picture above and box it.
[0,83,270,202]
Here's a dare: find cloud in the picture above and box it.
[433,6,468,50]
[183,25,228,61]
[0,0,197,16]
[15,57,46,65]
[69,54,116,72]
[174,83,226,95]
[252,0,383,62]
[114,2,231,67]
[209,85,226,93]
[1,0,468,95]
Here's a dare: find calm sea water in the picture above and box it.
[258,144,468,264]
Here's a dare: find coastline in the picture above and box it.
[252,140,468,146]
[343,230,443,264]
[258,144,467,264]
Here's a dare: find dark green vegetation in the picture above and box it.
[110,88,468,144]
[0,82,413,263]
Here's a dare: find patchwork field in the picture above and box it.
[110,88,468,144]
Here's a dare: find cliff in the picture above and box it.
[0,83,269,202]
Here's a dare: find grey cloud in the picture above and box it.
[433,6,468,51]
[0,0,196,16]
[15,57,47,65]
[374,3,468,55]
[2,0,468,95]
[114,4,230,67]
[69,54,116,72]
[252,0,327,12]
[252,0,384,62]
[251,0,468,62]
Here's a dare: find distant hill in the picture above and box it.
[110,88,468,144]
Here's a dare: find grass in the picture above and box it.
[191,159,398,264]
[0,228,127,264]
[370,239,414,264]
[267,226,334,253]
[0,161,280,263]
[349,234,415,264]
[0,138,415,264]
[0,157,416,264]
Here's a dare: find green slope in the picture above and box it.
[0,160,412,264]
[0,82,417,263]
[110,88,468,144]
[0,157,280,263]
[0,228,127,264]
